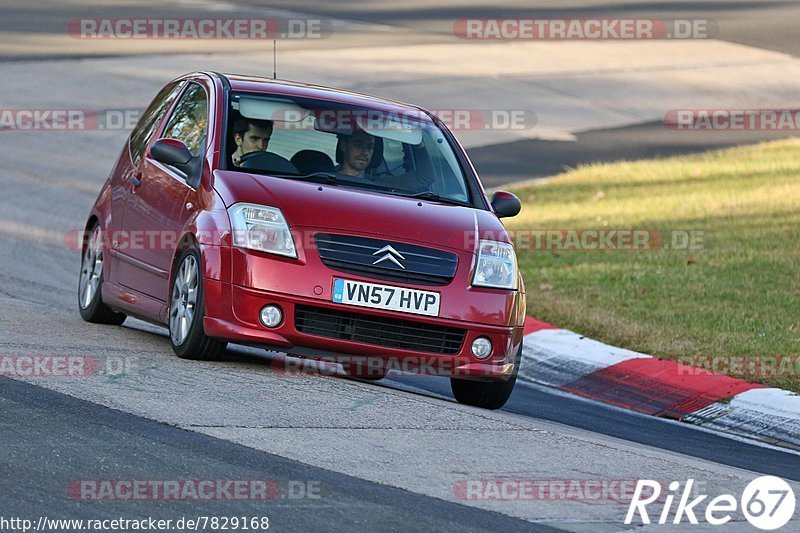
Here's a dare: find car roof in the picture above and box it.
[216,72,431,117]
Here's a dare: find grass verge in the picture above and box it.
[509,139,800,391]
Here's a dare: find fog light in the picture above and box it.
[471,337,492,359]
[260,305,283,328]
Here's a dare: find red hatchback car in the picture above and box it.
[78,72,526,409]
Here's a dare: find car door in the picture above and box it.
[117,81,209,302]
[108,80,184,285]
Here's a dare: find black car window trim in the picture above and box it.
[422,109,489,212]
[128,80,185,166]
[151,81,210,189]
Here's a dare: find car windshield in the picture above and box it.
[225,92,472,205]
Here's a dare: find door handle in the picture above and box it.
[132,173,142,187]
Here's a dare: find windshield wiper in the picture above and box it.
[270,171,337,184]
[408,191,441,200]
[402,191,471,207]
[299,172,337,183]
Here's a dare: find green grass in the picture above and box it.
[507,139,800,391]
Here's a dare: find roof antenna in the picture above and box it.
[272,39,277,79]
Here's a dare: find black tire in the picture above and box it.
[169,247,227,360]
[450,343,522,410]
[78,223,127,325]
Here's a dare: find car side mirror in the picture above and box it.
[150,138,201,186]
[151,138,192,167]
[491,191,521,218]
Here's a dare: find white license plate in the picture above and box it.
[332,279,440,317]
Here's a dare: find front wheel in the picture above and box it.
[78,223,126,325]
[450,343,522,410]
[169,247,227,360]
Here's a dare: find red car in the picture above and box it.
[78,71,526,409]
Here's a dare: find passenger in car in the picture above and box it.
[337,130,434,192]
[231,117,274,167]
[337,130,375,178]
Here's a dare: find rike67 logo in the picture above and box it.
[625,477,795,530]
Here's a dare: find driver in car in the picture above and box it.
[231,117,274,167]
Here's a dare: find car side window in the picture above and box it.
[129,81,183,165]
[161,83,208,157]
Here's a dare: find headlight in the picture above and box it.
[472,240,517,289]
[228,203,296,258]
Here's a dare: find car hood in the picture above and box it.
[213,170,509,252]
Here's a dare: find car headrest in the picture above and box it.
[239,151,298,174]
[290,150,335,175]
[335,135,384,170]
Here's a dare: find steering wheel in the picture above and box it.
[239,151,299,174]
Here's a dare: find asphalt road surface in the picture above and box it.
[4,1,800,57]
[252,0,800,57]
[0,377,556,532]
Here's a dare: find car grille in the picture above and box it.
[294,305,466,355]
[314,233,458,286]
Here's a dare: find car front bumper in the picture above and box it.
[201,244,525,380]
